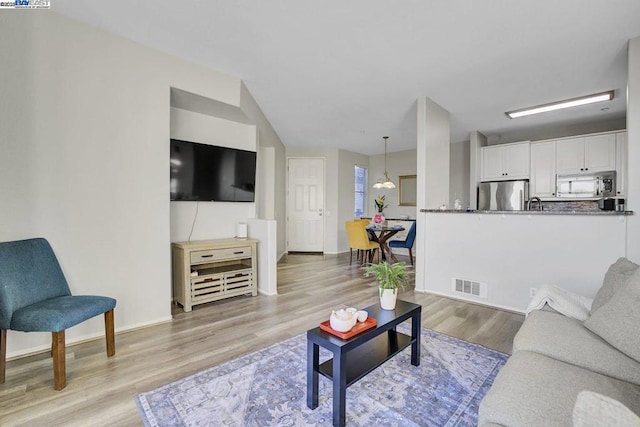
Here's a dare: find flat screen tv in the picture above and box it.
[170,138,256,202]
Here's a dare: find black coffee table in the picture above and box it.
[306,300,422,427]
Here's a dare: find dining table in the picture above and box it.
[365,224,405,263]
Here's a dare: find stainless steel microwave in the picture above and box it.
[556,171,616,198]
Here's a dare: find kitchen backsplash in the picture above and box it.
[541,200,601,212]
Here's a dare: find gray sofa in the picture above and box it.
[479,258,640,426]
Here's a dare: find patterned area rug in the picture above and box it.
[135,326,508,426]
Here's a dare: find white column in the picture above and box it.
[416,97,451,209]
[627,37,640,261]
[469,131,487,210]
[247,219,278,295]
[416,97,450,292]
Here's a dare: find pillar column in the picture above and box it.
[627,37,640,261]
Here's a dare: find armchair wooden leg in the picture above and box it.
[52,330,66,390]
[349,248,353,265]
[409,248,414,266]
[1,329,6,384]
[105,309,115,357]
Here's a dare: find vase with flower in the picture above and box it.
[373,196,387,226]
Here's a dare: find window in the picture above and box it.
[354,166,367,217]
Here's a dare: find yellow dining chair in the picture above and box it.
[353,218,373,259]
[345,221,379,265]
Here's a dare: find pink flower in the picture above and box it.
[373,213,385,224]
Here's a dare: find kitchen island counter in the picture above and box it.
[416,210,628,312]
[419,209,633,215]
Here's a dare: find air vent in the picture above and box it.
[451,278,487,299]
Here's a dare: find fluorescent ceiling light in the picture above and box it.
[506,90,614,119]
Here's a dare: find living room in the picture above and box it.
[1,2,640,426]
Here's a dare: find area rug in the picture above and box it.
[135,326,508,426]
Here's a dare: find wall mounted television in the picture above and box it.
[170,138,256,202]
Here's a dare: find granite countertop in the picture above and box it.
[420,209,633,215]
[360,217,416,220]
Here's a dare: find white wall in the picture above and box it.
[257,146,276,220]
[338,149,370,252]
[485,117,627,146]
[469,131,487,209]
[368,149,418,219]
[627,37,640,262]
[240,83,288,258]
[419,213,628,312]
[169,107,257,242]
[450,141,470,208]
[367,144,470,215]
[417,97,451,210]
[0,12,284,357]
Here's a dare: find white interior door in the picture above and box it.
[287,158,325,252]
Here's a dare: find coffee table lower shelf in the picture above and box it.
[318,331,412,386]
[307,300,422,427]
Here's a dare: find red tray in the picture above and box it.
[320,317,377,339]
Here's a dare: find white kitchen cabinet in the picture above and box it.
[480,142,530,181]
[556,134,616,175]
[530,141,557,198]
[585,134,616,172]
[616,131,627,196]
[555,137,583,174]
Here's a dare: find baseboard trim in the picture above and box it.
[6,315,173,361]
[415,289,525,315]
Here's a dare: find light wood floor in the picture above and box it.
[0,252,524,426]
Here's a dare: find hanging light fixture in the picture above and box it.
[373,136,396,189]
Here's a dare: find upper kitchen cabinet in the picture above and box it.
[556,134,616,175]
[616,131,627,196]
[530,141,556,198]
[481,141,530,182]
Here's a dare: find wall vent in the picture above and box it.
[451,278,488,299]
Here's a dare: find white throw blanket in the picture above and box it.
[525,284,593,321]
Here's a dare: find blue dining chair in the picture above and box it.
[0,238,116,390]
[388,221,416,265]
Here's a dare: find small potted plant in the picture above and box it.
[364,261,408,310]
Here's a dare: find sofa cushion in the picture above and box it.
[584,268,640,363]
[573,391,640,427]
[478,351,640,427]
[591,257,639,313]
[514,309,640,385]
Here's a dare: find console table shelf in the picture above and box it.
[194,261,252,277]
[172,238,258,312]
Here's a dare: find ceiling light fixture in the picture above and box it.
[505,90,614,119]
[373,136,396,189]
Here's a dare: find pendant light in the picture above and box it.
[373,136,396,189]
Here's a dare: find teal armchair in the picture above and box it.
[0,238,116,390]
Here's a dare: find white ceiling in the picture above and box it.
[54,0,640,155]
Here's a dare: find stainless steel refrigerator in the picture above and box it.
[477,180,529,211]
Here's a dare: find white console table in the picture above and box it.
[172,238,258,312]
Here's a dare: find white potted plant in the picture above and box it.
[364,261,408,310]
